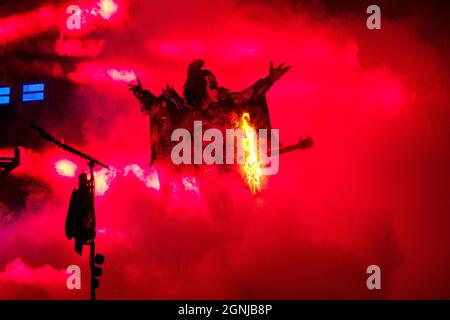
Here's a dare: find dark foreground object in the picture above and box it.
[0,300,447,319]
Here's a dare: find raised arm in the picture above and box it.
[128,78,159,113]
[241,61,291,101]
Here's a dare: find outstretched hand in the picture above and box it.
[128,77,144,97]
[268,61,291,82]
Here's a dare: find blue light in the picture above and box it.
[23,83,44,93]
[0,96,10,104]
[0,86,10,105]
[0,87,11,95]
[22,83,45,102]
[22,92,44,102]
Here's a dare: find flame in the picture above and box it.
[240,112,262,193]
[93,167,117,196]
[55,159,77,177]
[97,0,118,20]
[107,68,137,82]
[182,176,199,194]
[123,164,160,190]
[54,162,160,194]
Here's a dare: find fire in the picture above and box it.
[97,0,118,20]
[107,68,137,83]
[123,164,160,190]
[55,159,77,177]
[182,176,199,194]
[240,112,262,193]
[93,168,117,196]
[68,63,137,85]
[54,162,160,195]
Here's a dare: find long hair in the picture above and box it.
[183,59,218,108]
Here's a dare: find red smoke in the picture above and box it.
[0,0,449,299]
[0,1,121,45]
[0,5,57,45]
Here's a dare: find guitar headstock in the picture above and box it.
[298,136,314,149]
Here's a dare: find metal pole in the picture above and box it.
[30,125,107,301]
[89,161,96,301]
[90,240,96,301]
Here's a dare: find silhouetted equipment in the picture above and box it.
[0,148,20,178]
[30,123,108,301]
[29,123,109,169]
[66,173,95,255]
[91,251,105,292]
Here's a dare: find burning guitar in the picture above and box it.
[238,112,313,194]
[241,135,314,194]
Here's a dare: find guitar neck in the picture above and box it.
[270,143,301,156]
